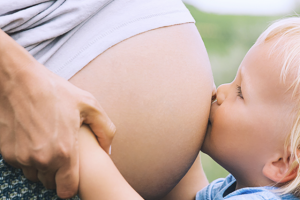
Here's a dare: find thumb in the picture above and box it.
[82,105,116,153]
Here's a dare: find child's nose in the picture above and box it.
[216,83,230,105]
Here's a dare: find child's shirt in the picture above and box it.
[196,174,298,200]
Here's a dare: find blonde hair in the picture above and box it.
[256,17,300,197]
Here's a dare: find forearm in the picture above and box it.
[0,29,116,198]
[78,125,142,200]
[0,29,40,93]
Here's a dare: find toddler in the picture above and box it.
[78,17,300,199]
[199,17,300,200]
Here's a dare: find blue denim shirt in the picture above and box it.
[196,175,298,200]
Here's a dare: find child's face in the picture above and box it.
[202,41,296,186]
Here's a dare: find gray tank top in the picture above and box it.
[1,0,195,80]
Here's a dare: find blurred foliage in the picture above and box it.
[186,4,285,182]
[186,4,281,87]
[200,152,229,182]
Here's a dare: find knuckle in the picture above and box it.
[56,143,71,160]
[31,153,49,171]
[82,91,98,108]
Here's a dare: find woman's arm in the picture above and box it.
[79,125,142,200]
[0,30,115,198]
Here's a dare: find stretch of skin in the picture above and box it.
[0,29,115,198]
[0,23,213,199]
[70,23,213,199]
[78,23,300,200]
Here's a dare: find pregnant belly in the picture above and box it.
[69,23,213,199]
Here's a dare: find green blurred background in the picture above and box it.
[185,4,289,182]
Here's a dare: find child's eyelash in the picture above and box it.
[236,85,244,99]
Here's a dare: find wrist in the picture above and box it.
[0,62,42,97]
[0,30,43,94]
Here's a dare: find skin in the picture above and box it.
[79,125,143,200]
[202,40,297,189]
[70,23,213,199]
[161,155,209,200]
[76,37,300,200]
[78,125,210,200]
[0,30,115,199]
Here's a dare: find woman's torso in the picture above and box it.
[0,1,213,199]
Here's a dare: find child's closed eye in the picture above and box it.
[236,85,244,99]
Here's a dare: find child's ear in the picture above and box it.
[262,149,299,183]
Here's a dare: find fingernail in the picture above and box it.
[109,145,112,155]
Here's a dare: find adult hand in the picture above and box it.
[0,30,116,198]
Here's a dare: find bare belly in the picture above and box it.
[69,23,213,199]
